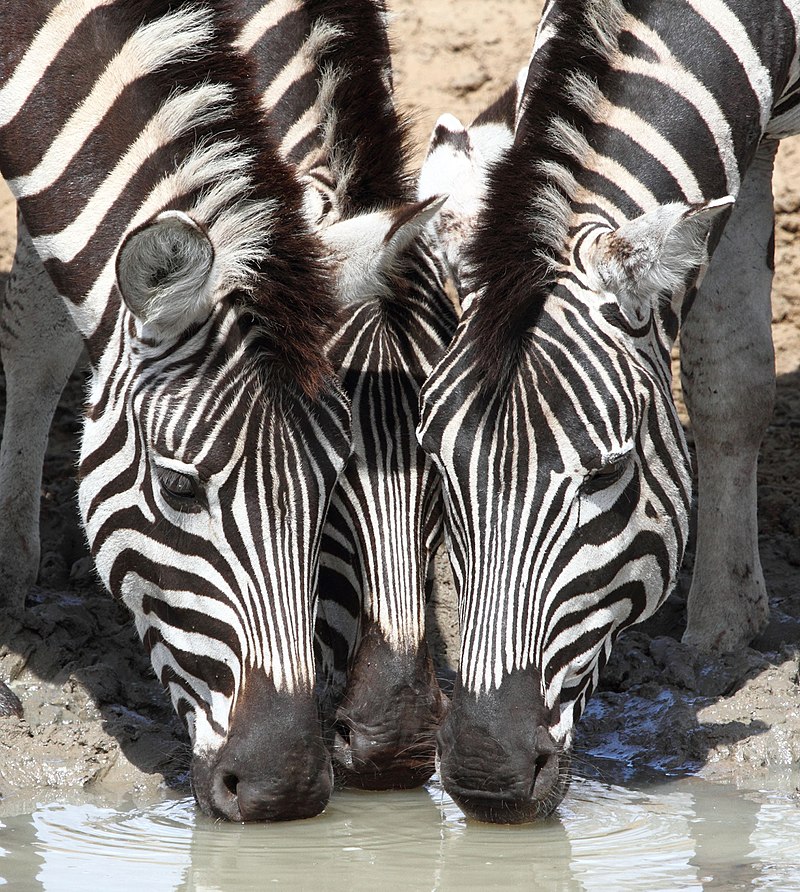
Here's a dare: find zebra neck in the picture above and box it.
[234,0,326,171]
[463,0,799,389]
[0,2,311,359]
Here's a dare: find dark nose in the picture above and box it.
[438,669,570,824]
[208,742,332,822]
[192,673,332,822]
[330,626,448,789]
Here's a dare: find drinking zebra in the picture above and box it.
[231,0,457,789]
[130,0,456,788]
[301,1,456,789]
[417,0,799,822]
[0,0,353,822]
[1,0,455,794]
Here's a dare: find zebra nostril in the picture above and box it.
[222,773,238,798]
[530,751,559,801]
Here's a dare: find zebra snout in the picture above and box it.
[439,722,569,825]
[197,729,333,823]
[437,669,571,824]
[331,712,439,791]
[192,672,333,822]
[330,626,447,790]
[207,762,332,823]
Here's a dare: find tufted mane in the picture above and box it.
[305,0,413,214]
[466,0,625,389]
[1,0,339,398]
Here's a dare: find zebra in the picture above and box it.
[296,1,457,789]
[0,0,457,792]
[198,0,457,789]
[416,0,800,822]
[132,0,457,789]
[0,0,353,822]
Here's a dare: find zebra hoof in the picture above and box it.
[0,681,23,718]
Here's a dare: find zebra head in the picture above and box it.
[318,199,454,789]
[294,0,457,789]
[416,27,733,819]
[418,201,727,822]
[84,205,352,822]
[0,1,351,822]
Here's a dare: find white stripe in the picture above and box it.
[580,143,658,211]
[280,105,319,161]
[622,18,740,196]
[603,106,702,204]
[263,49,309,115]
[235,0,301,54]
[8,8,214,197]
[686,0,773,130]
[0,0,115,127]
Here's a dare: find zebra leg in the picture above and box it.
[0,217,82,615]
[680,140,777,653]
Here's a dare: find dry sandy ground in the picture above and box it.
[2,0,800,808]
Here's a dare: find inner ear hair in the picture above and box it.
[591,197,734,301]
[116,210,215,336]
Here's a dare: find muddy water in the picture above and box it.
[1,772,798,891]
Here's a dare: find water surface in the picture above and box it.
[2,772,799,891]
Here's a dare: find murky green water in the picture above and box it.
[1,773,799,891]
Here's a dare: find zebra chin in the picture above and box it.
[437,668,571,824]
[189,673,332,823]
[330,623,448,790]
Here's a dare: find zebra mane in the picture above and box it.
[166,0,339,398]
[472,82,518,130]
[306,0,413,214]
[466,0,625,389]
[5,0,338,397]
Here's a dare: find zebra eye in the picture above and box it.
[156,466,203,513]
[582,453,631,495]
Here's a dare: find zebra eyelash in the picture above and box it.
[154,463,206,513]
[580,450,633,495]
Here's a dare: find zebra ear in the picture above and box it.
[116,210,216,338]
[418,113,474,204]
[588,197,734,320]
[418,113,513,283]
[418,115,479,279]
[320,197,446,302]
